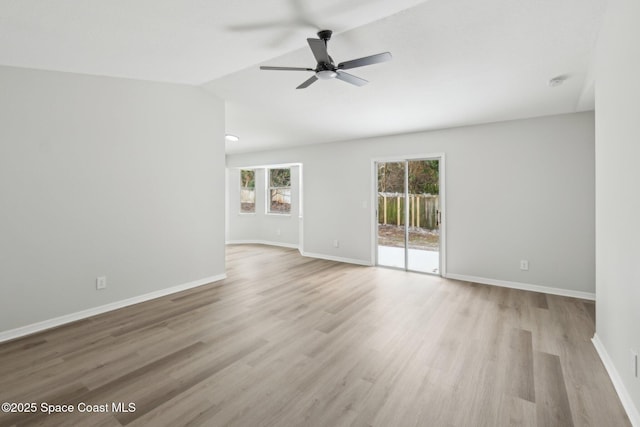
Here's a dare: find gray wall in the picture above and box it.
[0,65,226,333]
[595,0,640,419]
[226,166,300,247]
[227,112,595,295]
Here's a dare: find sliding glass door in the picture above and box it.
[376,161,407,269]
[376,158,441,275]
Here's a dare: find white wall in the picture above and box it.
[594,0,640,422]
[0,65,226,335]
[226,166,300,247]
[227,112,595,295]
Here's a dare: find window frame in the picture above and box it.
[239,169,256,214]
[267,168,292,215]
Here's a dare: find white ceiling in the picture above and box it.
[0,0,606,154]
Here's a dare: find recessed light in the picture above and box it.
[225,134,239,142]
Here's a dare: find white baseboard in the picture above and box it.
[592,334,640,427]
[0,274,226,344]
[300,251,373,266]
[445,273,595,300]
[226,240,299,250]
[226,241,370,266]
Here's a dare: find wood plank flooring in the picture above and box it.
[0,244,631,426]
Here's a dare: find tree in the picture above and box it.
[241,169,255,189]
[269,168,290,187]
[378,162,404,193]
[378,160,438,194]
[408,160,439,194]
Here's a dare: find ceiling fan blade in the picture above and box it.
[227,21,288,31]
[335,71,368,87]
[290,0,321,30]
[296,75,318,89]
[260,66,314,71]
[227,0,321,32]
[338,52,392,70]
[307,38,330,64]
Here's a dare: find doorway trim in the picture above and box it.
[370,153,446,276]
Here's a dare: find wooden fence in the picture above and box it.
[378,193,440,230]
[240,188,255,203]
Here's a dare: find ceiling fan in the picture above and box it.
[260,30,392,89]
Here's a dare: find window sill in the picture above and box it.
[265,213,292,217]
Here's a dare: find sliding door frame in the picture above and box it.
[371,153,446,277]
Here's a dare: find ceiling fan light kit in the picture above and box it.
[316,70,337,80]
[260,29,392,89]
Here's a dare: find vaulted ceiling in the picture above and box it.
[0,0,606,154]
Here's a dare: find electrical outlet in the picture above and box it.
[632,350,638,378]
[333,240,339,248]
[96,276,107,290]
[520,260,529,271]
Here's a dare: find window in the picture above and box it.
[268,168,291,214]
[240,169,255,213]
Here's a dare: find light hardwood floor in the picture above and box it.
[0,244,630,427]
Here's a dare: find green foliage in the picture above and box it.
[408,160,439,195]
[377,160,439,195]
[270,168,291,188]
[240,169,255,189]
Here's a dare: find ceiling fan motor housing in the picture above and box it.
[316,61,335,72]
[317,29,333,41]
